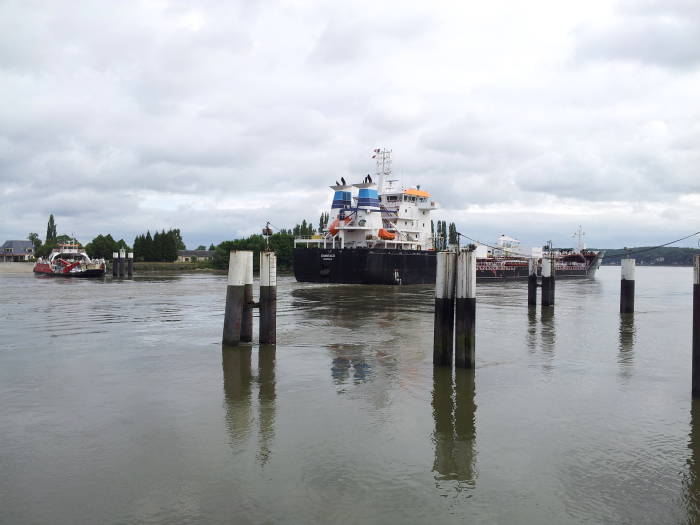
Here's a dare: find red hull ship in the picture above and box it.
[33,243,106,277]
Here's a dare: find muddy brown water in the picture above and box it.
[1,267,699,524]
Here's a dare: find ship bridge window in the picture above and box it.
[386,196,398,201]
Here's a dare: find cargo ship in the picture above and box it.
[293,150,603,284]
[34,243,106,277]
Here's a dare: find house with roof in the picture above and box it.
[1,240,34,262]
[177,249,215,262]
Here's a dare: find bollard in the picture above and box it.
[433,251,456,366]
[112,252,118,277]
[620,258,635,314]
[455,249,476,368]
[259,251,277,344]
[127,252,134,277]
[542,257,555,306]
[118,248,126,277]
[241,252,254,342]
[222,251,249,346]
[693,255,700,398]
[528,258,537,306]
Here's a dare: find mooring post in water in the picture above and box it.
[240,252,254,343]
[528,258,538,306]
[620,258,635,314]
[455,247,476,369]
[112,252,118,277]
[118,248,126,277]
[541,256,555,306]
[693,255,700,398]
[433,251,456,367]
[127,252,134,277]
[259,251,277,344]
[222,250,249,346]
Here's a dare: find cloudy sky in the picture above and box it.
[1,0,699,249]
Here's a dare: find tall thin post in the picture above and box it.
[528,258,537,306]
[127,252,134,277]
[118,248,126,277]
[112,252,118,277]
[620,258,635,314]
[542,257,555,306]
[241,252,254,342]
[223,251,249,346]
[259,251,277,344]
[433,251,456,366]
[693,255,700,398]
[455,249,476,368]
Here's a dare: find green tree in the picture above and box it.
[171,229,186,250]
[196,245,206,251]
[448,222,458,246]
[208,243,215,251]
[45,214,57,244]
[27,232,42,255]
[144,231,154,261]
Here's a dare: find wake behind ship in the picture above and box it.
[293,149,603,285]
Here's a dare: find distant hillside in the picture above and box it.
[595,246,700,266]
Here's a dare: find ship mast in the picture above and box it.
[573,225,586,252]
[373,148,394,195]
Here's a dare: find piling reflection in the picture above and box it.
[684,400,700,522]
[222,346,253,445]
[527,307,537,353]
[432,367,476,489]
[257,344,276,466]
[222,345,277,466]
[617,314,635,380]
[540,307,556,374]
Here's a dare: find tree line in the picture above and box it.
[431,220,458,251]
[600,247,700,266]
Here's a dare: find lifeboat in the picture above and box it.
[378,229,395,240]
[329,216,352,236]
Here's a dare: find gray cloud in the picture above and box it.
[1,0,699,249]
[574,0,700,68]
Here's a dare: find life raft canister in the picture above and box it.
[329,216,352,236]
[378,229,396,240]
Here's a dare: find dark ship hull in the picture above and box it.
[293,248,603,285]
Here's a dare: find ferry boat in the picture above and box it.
[33,243,106,277]
[293,150,603,284]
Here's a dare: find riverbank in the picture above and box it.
[0,262,33,273]
[128,261,223,273]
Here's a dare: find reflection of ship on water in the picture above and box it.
[222,346,276,466]
[432,367,477,488]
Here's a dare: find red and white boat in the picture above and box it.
[33,243,106,277]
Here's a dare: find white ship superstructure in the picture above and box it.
[295,149,439,250]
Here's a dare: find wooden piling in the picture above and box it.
[222,250,249,346]
[455,249,476,369]
[241,252,254,342]
[259,251,277,344]
[433,251,456,367]
[620,258,635,314]
[693,255,700,398]
[112,252,118,277]
[127,252,134,277]
[528,258,537,306]
[542,257,555,306]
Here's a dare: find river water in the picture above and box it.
[1,267,699,524]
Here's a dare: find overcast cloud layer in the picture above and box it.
[1,0,699,249]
